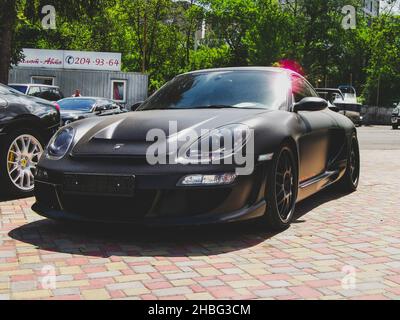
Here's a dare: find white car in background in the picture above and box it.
[8,84,64,102]
[332,86,363,127]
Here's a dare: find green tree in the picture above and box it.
[0,0,110,83]
[363,14,400,105]
[201,0,258,65]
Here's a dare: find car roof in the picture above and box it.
[8,83,60,89]
[64,96,111,100]
[60,97,112,101]
[181,66,299,77]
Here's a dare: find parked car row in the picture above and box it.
[0,83,136,196]
[58,97,127,125]
[3,68,361,230]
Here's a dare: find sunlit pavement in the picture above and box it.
[1,126,400,300]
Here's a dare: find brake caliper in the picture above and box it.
[7,146,15,171]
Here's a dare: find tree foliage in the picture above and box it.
[2,0,400,104]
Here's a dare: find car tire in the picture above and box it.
[0,129,44,196]
[262,144,298,231]
[393,125,398,130]
[338,133,360,193]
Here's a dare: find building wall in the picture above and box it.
[279,0,380,17]
[9,67,148,107]
[363,0,380,17]
[361,105,394,125]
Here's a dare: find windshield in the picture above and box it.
[140,71,289,111]
[0,84,25,95]
[58,98,96,111]
[9,85,28,94]
[339,86,356,95]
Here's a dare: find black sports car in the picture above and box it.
[0,84,60,195]
[58,97,127,126]
[32,67,360,230]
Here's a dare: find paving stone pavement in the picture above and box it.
[0,149,399,300]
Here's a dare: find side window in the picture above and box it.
[39,89,61,102]
[292,76,317,103]
[55,89,64,99]
[28,86,41,96]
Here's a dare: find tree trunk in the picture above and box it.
[0,0,17,84]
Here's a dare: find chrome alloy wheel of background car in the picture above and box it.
[6,134,43,192]
[275,149,296,223]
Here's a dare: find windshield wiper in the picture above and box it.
[140,105,237,111]
[193,105,237,109]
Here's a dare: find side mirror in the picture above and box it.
[130,101,144,111]
[294,97,328,113]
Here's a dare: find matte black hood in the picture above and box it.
[71,109,267,157]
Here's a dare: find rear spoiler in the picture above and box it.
[315,88,344,100]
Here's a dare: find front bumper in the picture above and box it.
[32,163,267,226]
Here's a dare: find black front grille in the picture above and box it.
[63,174,135,197]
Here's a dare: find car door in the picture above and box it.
[292,75,337,183]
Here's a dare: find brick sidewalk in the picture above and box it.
[0,150,399,300]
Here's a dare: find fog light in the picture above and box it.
[178,173,237,186]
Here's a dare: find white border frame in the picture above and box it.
[111,79,127,103]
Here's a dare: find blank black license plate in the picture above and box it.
[63,174,135,196]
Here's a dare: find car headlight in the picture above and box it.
[179,124,251,164]
[46,126,75,160]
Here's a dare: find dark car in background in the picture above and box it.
[57,97,127,126]
[9,84,64,102]
[392,103,400,129]
[0,84,60,195]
